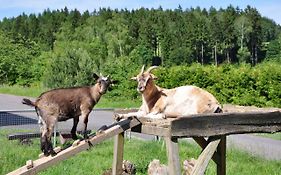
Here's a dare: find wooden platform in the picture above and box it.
[113,107,281,175]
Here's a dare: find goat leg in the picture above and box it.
[71,117,79,140]
[41,135,49,156]
[82,114,89,139]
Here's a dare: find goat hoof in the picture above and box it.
[50,150,57,157]
[43,151,50,157]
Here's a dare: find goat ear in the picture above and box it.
[151,74,158,80]
[110,80,119,85]
[93,73,99,80]
[131,77,137,81]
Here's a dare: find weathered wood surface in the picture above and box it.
[129,110,281,137]
[7,117,141,175]
[165,137,181,175]
[120,105,281,137]
[191,138,221,175]
[112,133,125,175]
[171,111,281,137]
[217,136,226,175]
[192,137,220,164]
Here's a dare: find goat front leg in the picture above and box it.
[145,111,166,119]
[114,111,146,121]
[81,111,90,140]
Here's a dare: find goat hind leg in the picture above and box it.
[46,125,57,156]
[71,117,79,140]
[40,124,50,156]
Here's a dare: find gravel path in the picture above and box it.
[0,93,280,160]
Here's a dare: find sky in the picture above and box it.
[0,0,280,25]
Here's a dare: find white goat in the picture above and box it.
[116,66,222,120]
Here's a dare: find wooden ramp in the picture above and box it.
[7,117,141,175]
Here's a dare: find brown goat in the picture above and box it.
[116,65,222,120]
[22,74,115,156]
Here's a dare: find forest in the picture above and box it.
[0,5,281,107]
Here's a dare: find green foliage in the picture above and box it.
[153,63,281,108]
[266,39,281,60]
[237,47,251,63]
[43,42,98,88]
[0,32,41,86]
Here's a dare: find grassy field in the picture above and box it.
[1,129,281,175]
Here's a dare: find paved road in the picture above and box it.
[0,93,280,160]
[0,93,154,139]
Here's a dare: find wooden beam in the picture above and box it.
[165,137,181,175]
[171,111,281,137]
[193,137,220,165]
[7,117,141,175]
[191,137,221,175]
[112,133,125,175]
[217,136,226,175]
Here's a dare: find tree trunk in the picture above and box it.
[214,44,217,66]
[201,44,204,65]
[227,49,230,64]
[254,45,258,65]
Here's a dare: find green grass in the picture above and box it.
[0,85,141,108]
[1,129,281,175]
[0,84,48,97]
[255,133,281,141]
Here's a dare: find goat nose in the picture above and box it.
[138,86,144,92]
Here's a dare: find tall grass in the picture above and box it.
[1,129,281,175]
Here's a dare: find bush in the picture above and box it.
[151,63,281,108]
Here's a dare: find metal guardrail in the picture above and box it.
[0,108,116,147]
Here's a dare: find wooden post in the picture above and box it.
[165,137,181,175]
[191,137,220,175]
[112,133,125,175]
[217,135,226,175]
[193,137,220,165]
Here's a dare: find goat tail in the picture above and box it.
[22,98,37,107]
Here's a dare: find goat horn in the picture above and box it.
[146,66,158,73]
[140,65,145,74]
[100,73,103,77]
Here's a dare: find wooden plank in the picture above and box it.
[217,136,226,175]
[191,137,221,175]
[133,125,171,137]
[165,137,181,175]
[192,137,220,165]
[112,133,125,175]
[171,111,281,137]
[7,117,141,175]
